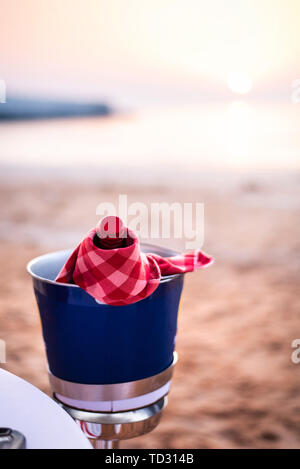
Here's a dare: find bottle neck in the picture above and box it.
[93,234,124,250]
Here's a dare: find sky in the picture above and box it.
[0,0,299,173]
[0,0,299,106]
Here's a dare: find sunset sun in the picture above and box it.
[227,72,253,95]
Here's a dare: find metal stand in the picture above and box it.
[54,395,167,449]
[50,353,177,449]
[91,439,119,449]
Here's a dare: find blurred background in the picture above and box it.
[0,0,299,449]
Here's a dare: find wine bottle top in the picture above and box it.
[96,216,125,249]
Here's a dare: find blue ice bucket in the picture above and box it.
[27,245,184,386]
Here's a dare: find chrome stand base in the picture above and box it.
[54,395,167,449]
[91,439,119,449]
[51,353,177,448]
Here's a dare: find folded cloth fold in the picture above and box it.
[56,226,213,305]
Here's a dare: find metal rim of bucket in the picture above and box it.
[54,395,167,426]
[27,243,183,289]
[48,352,177,402]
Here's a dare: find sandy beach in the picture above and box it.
[0,171,299,448]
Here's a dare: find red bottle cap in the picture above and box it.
[96,216,125,249]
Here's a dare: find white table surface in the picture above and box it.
[0,368,92,449]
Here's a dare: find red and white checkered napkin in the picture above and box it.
[56,227,213,306]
